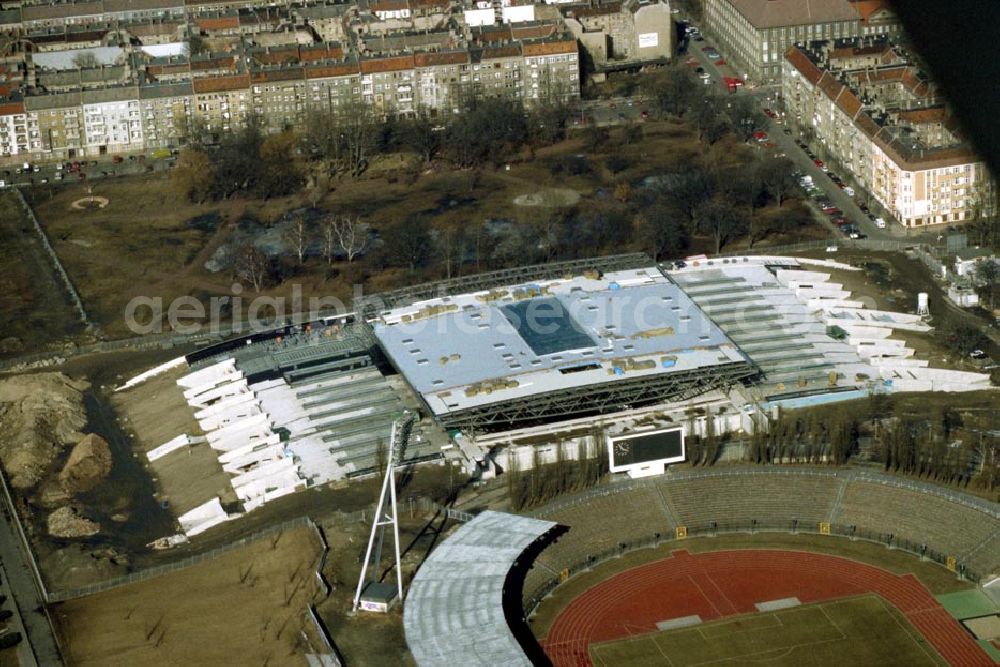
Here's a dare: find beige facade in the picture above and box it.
[1,35,578,163]
[783,41,994,228]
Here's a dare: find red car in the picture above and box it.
[715,58,726,66]
[832,218,850,226]
[112,155,124,163]
[823,207,842,216]
[752,131,768,140]
[763,109,777,118]
[814,159,825,168]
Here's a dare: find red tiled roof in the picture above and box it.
[305,62,360,79]
[511,23,558,40]
[192,73,250,93]
[250,67,304,83]
[522,39,576,56]
[414,50,468,67]
[190,55,236,71]
[196,16,239,30]
[0,100,24,115]
[360,54,415,73]
[784,46,823,84]
[816,71,844,100]
[835,88,862,117]
[481,45,520,60]
[897,107,947,125]
[370,0,408,11]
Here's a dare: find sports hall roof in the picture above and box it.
[373,267,749,420]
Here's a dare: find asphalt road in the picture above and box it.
[1,156,171,189]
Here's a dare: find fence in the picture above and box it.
[0,307,349,373]
[45,516,315,602]
[713,237,911,258]
[10,188,90,327]
[522,519,981,616]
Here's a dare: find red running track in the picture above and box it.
[540,549,992,666]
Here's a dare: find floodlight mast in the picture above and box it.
[352,412,414,611]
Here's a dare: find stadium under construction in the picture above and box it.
[119,253,994,537]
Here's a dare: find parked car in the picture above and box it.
[752,131,768,140]
[813,159,825,168]
[875,217,886,229]
[112,155,124,163]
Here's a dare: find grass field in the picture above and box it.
[590,595,945,666]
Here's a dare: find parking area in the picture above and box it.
[1,153,174,189]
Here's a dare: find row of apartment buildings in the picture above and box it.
[782,38,994,228]
[0,27,580,162]
[0,0,681,164]
[0,0,597,165]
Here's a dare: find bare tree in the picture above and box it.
[237,242,269,293]
[72,51,99,69]
[694,197,750,253]
[330,215,370,263]
[283,213,311,265]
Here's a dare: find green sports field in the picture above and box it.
[590,595,945,666]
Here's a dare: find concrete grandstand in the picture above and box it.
[116,253,994,536]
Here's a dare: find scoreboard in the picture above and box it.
[607,428,685,474]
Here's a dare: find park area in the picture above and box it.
[51,524,329,666]
[20,110,825,342]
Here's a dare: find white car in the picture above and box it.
[826,246,838,253]
[875,217,886,229]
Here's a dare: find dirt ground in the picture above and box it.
[52,525,328,666]
[110,367,235,517]
[0,191,85,357]
[798,249,998,364]
[528,532,974,639]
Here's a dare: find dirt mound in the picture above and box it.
[48,506,100,538]
[60,433,112,494]
[0,372,90,489]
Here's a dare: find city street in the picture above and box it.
[0,492,61,666]
[1,156,172,189]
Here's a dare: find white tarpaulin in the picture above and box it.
[638,32,658,48]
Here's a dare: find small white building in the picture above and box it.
[954,247,996,278]
[947,282,979,308]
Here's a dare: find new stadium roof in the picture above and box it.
[403,511,557,666]
[372,267,753,427]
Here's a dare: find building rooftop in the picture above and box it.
[373,267,747,418]
[726,0,859,29]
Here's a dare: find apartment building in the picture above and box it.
[0,26,579,163]
[783,39,994,228]
[703,0,874,83]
